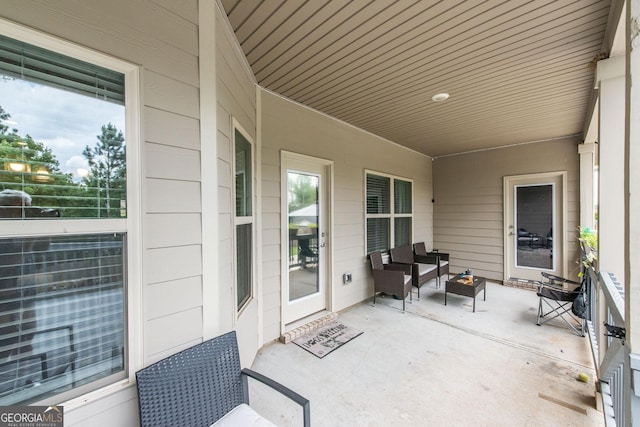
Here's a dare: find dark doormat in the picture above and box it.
[293,321,363,358]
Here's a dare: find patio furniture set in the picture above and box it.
[133,252,586,427]
[369,242,487,313]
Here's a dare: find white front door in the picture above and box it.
[282,152,331,325]
[504,172,566,281]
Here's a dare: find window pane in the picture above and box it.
[516,184,553,269]
[0,35,126,219]
[235,129,252,217]
[0,233,126,405]
[236,224,252,310]
[367,217,389,254]
[0,35,124,104]
[366,174,390,214]
[394,217,412,247]
[394,179,412,214]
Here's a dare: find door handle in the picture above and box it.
[320,243,326,247]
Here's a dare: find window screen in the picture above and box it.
[366,174,390,214]
[236,224,252,309]
[235,129,252,217]
[0,233,125,405]
[233,125,253,312]
[365,172,412,254]
[394,179,412,214]
[367,217,390,254]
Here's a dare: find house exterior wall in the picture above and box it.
[0,1,225,425]
[215,6,260,366]
[432,138,581,282]
[259,89,433,342]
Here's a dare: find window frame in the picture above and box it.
[364,170,413,254]
[0,18,142,408]
[232,118,255,315]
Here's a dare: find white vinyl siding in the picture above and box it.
[0,1,200,425]
[432,138,580,282]
[216,6,259,368]
[260,89,432,340]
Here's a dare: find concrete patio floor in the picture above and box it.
[248,279,603,427]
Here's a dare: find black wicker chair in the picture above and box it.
[369,251,412,311]
[136,331,310,427]
[413,242,450,288]
[390,245,438,299]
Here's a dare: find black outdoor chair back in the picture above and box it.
[136,330,310,427]
[136,331,245,426]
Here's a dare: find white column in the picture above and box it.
[627,0,640,420]
[200,0,219,339]
[597,55,625,283]
[578,142,597,230]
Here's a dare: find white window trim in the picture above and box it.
[0,18,143,410]
[232,118,255,317]
[364,169,414,253]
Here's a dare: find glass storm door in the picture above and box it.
[505,173,565,281]
[282,154,330,324]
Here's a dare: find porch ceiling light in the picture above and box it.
[432,93,450,102]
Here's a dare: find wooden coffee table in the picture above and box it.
[445,276,486,312]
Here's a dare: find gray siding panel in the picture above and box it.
[215,5,259,367]
[2,0,199,86]
[1,1,203,424]
[260,90,432,342]
[433,138,581,281]
[145,108,201,151]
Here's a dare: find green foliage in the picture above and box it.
[288,174,318,213]
[82,123,126,218]
[579,226,598,249]
[1,106,126,218]
[578,226,597,277]
[0,105,77,210]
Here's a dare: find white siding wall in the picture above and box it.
[1,1,205,425]
[215,7,259,366]
[432,138,581,282]
[260,90,433,342]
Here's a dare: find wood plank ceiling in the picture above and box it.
[220,0,612,157]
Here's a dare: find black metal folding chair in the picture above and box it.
[536,272,585,336]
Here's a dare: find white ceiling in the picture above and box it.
[220,0,618,157]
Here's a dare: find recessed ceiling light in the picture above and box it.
[432,93,450,102]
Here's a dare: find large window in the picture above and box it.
[233,124,254,312]
[366,172,413,254]
[0,24,137,405]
